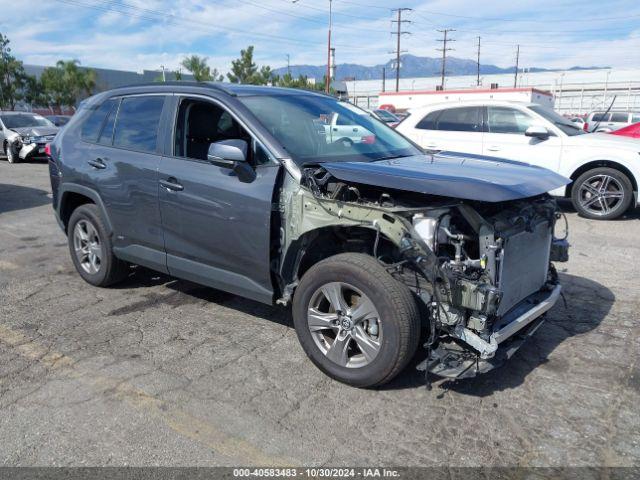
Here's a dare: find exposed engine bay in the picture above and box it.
[277,163,569,380]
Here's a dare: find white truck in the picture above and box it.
[379,87,554,112]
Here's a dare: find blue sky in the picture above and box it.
[1,0,639,75]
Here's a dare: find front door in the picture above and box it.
[158,97,279,304]
[483,106,562,172]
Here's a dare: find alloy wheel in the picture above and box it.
[578,174,625,217]
[73,219,103,274]
[307,282,383,368]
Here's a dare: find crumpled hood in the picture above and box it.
[11,126,59,137]
[321,152,570,202]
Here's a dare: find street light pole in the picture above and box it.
[326,0,332,94]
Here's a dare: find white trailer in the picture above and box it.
[378,87,554,112]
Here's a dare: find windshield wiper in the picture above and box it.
[376,154,410,161]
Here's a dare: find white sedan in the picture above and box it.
[396,100,640,220]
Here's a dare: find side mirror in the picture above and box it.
[207,139,256,183]
[207,139,248,167]
[525,125,550,139]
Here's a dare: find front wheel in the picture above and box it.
[292,253,420,388]
[571,167,633,220]
[7,146,18,163]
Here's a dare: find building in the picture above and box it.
[347,67,640,116]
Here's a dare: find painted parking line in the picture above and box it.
[0,324,292,466]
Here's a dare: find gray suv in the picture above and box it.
[49,82,570,387]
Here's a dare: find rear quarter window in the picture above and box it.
[81,99,117,142]
[610,112,629,123]
[590,113,608,122]
[415,110,440,130]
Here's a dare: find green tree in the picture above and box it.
[180,55,223,82]
[0,32,31,109]
[227,46,274,85]
[39,60,95,112]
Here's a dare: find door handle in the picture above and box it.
[425,144,438,149]
[159,178,184,192]
[87,158,107,169]
[487,146,501,152]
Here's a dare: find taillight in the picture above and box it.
[44,143,52,156]
[583,123,589,132]
[362,135,376,144]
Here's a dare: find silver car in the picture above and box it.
[585,110,640,132]
[0,112,59,163]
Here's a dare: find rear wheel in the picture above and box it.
[67,204,129,286]
[571,167,633,220]
[292,253,420,387]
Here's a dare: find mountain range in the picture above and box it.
[272,54,605,81]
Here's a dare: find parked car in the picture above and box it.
[368,108,401,127]
[569,117,586,129]
[609,122,640,139]
[584,110,640,132]
[49,83,569,387]
[321,112,374,145]
[1,112,59,163]
[46,115,73,127]
[396,100,640,220]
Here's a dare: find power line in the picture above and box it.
[436,29,455,89]
[53,0,387,53]
[391,8,412,92]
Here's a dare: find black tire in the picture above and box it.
[67,204,129,287]
[7,145,18,163]
[292,253,420,388]
[571,167,633,220]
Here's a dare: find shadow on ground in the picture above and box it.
[101,265,613,396]
[382,272,614,395]
[0,183,51,215]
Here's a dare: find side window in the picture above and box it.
[632,114,640,123]
[97,99,119,145]
[335,114,351,126]
[113,96,165,153]
[81,99,117,142]
[611,112,628,123]
[174,99,253,162]
[435,107,482,132]
[487,107,536,134]
[591,113,607,122]
[415,110,440,130]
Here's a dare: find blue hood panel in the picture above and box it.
[321,152,571,203]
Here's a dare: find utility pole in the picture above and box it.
[160,65,166,82]
[382,67,386,92]
[436,29,455,89]
[326,0,332,93]
[514,44,520,88]
[476,36,481,87]
[391,8,412,92]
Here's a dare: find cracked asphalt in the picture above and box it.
[0,160,639,467]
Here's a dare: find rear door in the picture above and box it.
[483,106,562,171]
[83,94,168,272]
[412,106,484,155]
[157,95,279,304]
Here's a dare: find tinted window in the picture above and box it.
[529,105,584,136]
[416,110,440,130]
[97,99,119,145]
[591,113,608,122]
[436,107,482,132]
[1,114,54,129]
[335,114,352,126]
[610,112,629,123]
[81,99,117,142]
[632,114,640,123]
[487,107,536,134]
[113,96,165,153]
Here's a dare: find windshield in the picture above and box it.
[1,114,55,129]
[239,94,420,165]
[528,105,585,136]
[375,109,399,122]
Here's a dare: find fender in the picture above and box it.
[57,183,114,235]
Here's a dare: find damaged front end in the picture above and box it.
[277,156,569,381]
